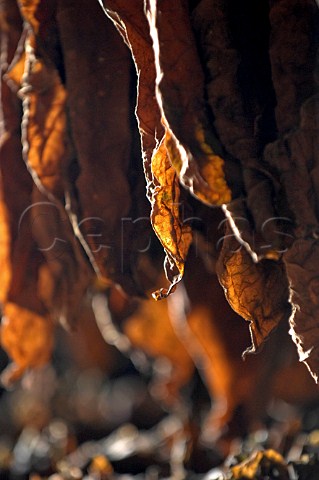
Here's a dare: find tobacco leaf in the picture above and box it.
[4,1,93,330]
[284,239,319,383]
[265,96,319,245]
[266,96,319,382]
[192,0,319,382]
[0,1,91,383]
[6,0,69,201]
[0,1,54,384]
[56,0,150,296]
[145,0,231,207]
[216,223,291,355]
[150,135,192,299]
[30,188,93,329]
[265,0,319,236]
[18,0,64,78]
[17,33,67,200]
[15,0,149,297]
[265,2,319,381]
[264,2,319,380]
[192,0,285,257]
[99,0,164,164]
[101,0,192,298]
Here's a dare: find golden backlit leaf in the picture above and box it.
[0,6,56,384]
[150,133,192,299]
[216,225,291,354]
[164,121,231,207]
[146,0,231,206]
[19,34,67,199]
[102,1,191,298]
[0,5,88,382]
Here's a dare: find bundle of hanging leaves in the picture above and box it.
[0,0,318,402]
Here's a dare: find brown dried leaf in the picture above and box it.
[284,239,319,383]
[31,188,93,329]
[191,0,293,260]
[56,0,147,295]
[102,1,231,298]
[3,5,92,330]
[3,2,68,201]
[150,134,192,299]
[0,142,53,385]
[102,0,192,297]
[0,3,88,381]
[265,94,319,380]
[216,224,291,354]
[0,2,54,382]
[146,0,231,206]
[18,33,67,199]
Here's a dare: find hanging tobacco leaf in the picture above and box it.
[150,136,192,298]
[56,0,153,295]
[191,0,286,258]
[216,222,291,354]
[0,1,54,384]
[267,98,319,381]
[145,0,231,207]
[100,0,193,298]
[30,188,93,329]
[0,0,93,382]
[4,3,93,330]
[17,32,68,199]
[264,0,319,380]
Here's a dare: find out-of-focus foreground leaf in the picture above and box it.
[230,449,288,480]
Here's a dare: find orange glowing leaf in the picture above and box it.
[150,133,192,299]
[19,34,67,199]
[216,226,291,354]
[146,0,231,207]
